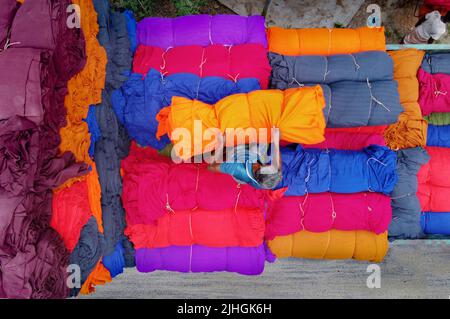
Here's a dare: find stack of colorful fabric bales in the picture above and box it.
[418,53,450,235]
[265,27,396,262]
[3,2,450,298]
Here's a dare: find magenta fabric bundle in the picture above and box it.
[135,245,266,275]
[122,143,270,223]
[0,0,88,299]
[132,44,271,88]
[0,0,19,47]
[265,193,392,240]
[136,15,267,49]
[0,49,44,124]
[418,68,450,116]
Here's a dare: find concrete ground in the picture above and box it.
[83,240,450,299]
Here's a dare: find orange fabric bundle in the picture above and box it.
[80,261,112,295]
[267,230,388,262]
[51,164,103,252]
[384,49,427,149]
[267,26,386,55]
[59,0,107,165]
[156,87,326,159]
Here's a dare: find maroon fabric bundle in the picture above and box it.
[0,0,88,299]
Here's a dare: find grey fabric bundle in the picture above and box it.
[269,51,403,128]
[421,52,450,75]
[389,147,430,239]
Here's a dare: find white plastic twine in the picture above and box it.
[289,77,304,87]
[160,46,173,71]
[208,18,213,45]
[0,38,21,52]
[165,193,175,213]
[434,80,448,98]
[350,53,361,70]
[366,157,387,192]
[234,183,242,213]
[366,78,391,125]
[227,73,240,83]
[327,28,332,55]
[329,193,336,221]
[298,192,309,231]
[323,56,330,82]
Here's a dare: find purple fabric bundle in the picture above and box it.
[0,0,19,47]
[0,0,88,299]
[135,245,267,275]
[136,15,267,49]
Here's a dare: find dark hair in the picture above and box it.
[254,168,282,189]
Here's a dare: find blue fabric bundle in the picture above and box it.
[269,52,402,128]
[421,52,450,75]
[421,212,450,235]
[388,147,430,239]
[276,144,398,196]
[427,124,450,148]
[112,69,261,149]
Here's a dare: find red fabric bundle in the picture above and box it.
[126,208,265,249]
[132,44,271,88]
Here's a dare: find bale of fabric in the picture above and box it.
[156,87,326,160]
[0,0,19,47]
[267,27,386,56]
[425,112,450,125]
[267,230,389,262]
[385,49,427,149]
[90,0,137,281]
[389,147,430,239]
[265,193,391,240]
[136,15,267,49]
[126,207,264,249]
[427,124,450,147]
[421,52,450,74]
[132,44,271,89]
[59,0,107,166]
[418,146,450,212]
[421,212,450,235]
[122,143,268,223]
[112,69,261,150]
[277,144,398,196]
[135,245,266,275]
[418,68,450,116]
[0,0,88,299]
[269,51,394,85]
[269,52,402,128]
[304,132,386,150]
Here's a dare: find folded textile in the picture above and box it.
[425,112,450,125]
[267,230,389,262]
[132,44,271,89]
[267,26,386,55]
[136,245,266,275]
[389,147,430,239]
[421,52,450,74]
[304,132,386,150]
[112,69,260,150]
[136,15,267,49]
[269,51,394,85]
[0,0,19,47]
[418,146,450,212]
[126,207,265,249]
[265,193,392,240]
[156,87,326,160]
[122,143,267,223]
[427,124,450,147]
[277,144,398,196]
[418,68,450,116]
[385,49,427,149]
[421,212,450,235]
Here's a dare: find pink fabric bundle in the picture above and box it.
[418,146,450,212]
[265,193,392,240]
[418,68,450,116]
[122,144,272,223]
[132,44,271,88]
[303,132,386,150]
[126,208,265,249]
